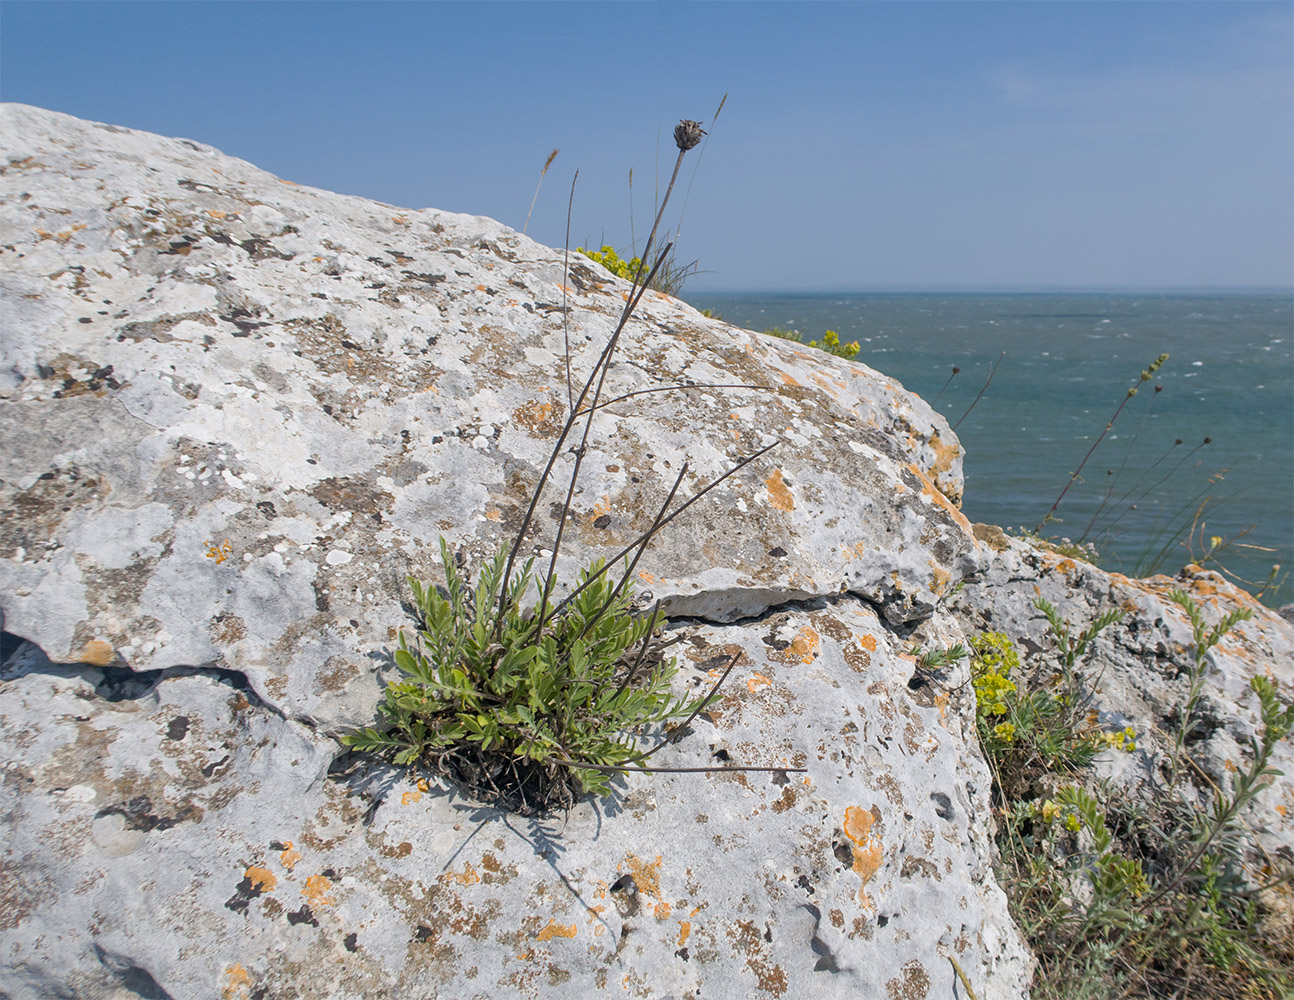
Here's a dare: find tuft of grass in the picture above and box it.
[342,115,802,815]
[976,594,1294,999]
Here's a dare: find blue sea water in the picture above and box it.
[683,292,1294,607]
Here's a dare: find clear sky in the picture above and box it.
[2,1,1291,293]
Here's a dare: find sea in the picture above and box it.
[681,291,1294,608]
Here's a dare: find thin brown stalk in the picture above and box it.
[522,149,558,235]
[561,169,578,410]
[952,351,1003,431]
[1037,353,1168,533]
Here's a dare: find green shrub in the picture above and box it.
[342,540,715,810]
[575,244,646,282]
[973,595,1294,999]
[761,325,860,359]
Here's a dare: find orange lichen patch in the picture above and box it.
[928,561,951,595]
[927,430,961,484]
[585,496,611,526]
[677,921,692,946]
[841,541,867,562]
[205,538,233,564]
[623,854,663,901]
[476,284,487,292]
[765,469,795,511]
[222,964,252,999]
[279,842,301,870]
[1277,804,1287,817]
[401,778,429,804]
[654,900,672,921]
[934,691,951,725]
[535,920,577,941]
[302,874,335,906]
[280,178,299,186]
[392,215,408,225]
[512,397,560,436]
[485,509,502,522]
[637,570,656,585]
[206,209,227,219]
[905,463,973,535]
[843,805,884,906]
[443,862,481,886]
[858,634,877,652]
[244,865,276,893]
[1056,558,1077,574]
[768,626,819,665]
[747,672,773,693]
[779,371,801,387]
[79,639,115,666]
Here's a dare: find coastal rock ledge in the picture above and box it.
[1,104,1288,1000]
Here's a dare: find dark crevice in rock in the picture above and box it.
[0,631,283,718]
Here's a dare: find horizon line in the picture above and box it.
[684,285,1294,297]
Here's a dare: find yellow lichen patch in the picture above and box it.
[747,672,773,693]
[904,463,973,536]
[279,842,301,870]
[79,639,115,666]
[843,805,884,906]
[244,865,276,892]
[841,541,867,562]
[535,920,577,941]
[765,469,795,511]
[222,964,252,1000]
[302,874,335,906]
[443,862,481,886]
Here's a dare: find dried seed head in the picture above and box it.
[674,120,706,151]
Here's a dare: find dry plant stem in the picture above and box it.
[577,382,771,417]
[561,169,578,410]
[931,365,959,406]
[569,463,690,644]
[538,246,674,615]
[1078,386,1162,542]
[1037,354,1167,532]
[538,441,779,626]
[522,148,559,235]
[952,351,1003,431]
[946,955,980,1000]
[493,245,671,635]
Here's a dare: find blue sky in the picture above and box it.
[2,1,1291,293]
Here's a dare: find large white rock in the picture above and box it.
[0,104,1031,999]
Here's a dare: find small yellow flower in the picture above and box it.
[992,721,1016,743]
[1065,813,1082,833]
[1041,800,1062,824]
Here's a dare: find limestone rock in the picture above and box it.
[1,105,1029,999]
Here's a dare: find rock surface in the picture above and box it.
[1,106,1030,1000]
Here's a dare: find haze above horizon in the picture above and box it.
[2,1,1290,294]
